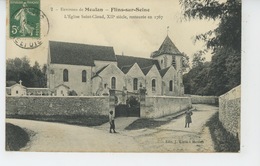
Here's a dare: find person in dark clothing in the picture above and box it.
[185,110,193,128]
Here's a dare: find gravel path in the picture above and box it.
[6,104,218,152]
[5,118,142,152]
[124,104,218,152]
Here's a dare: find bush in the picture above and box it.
[206,112,240,152]
[6,123,30,151]
[68,90,78,96]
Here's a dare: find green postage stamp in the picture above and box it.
[9,0,40,38]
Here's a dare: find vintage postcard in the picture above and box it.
[5,0,241,152]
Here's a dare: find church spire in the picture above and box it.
[167,26,169,36]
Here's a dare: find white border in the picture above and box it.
[1,0,260,166]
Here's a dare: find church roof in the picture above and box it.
[151,36,182,58]
[116,55,160,70]
[91,65,109,79]
[121,64,134,74]
[140,65,154,75]
[159,66,171,77]
[49,41,117,66]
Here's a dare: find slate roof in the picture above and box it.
[49,41,117,66]
[116,55,160,71]
[91,65,109,79]
[151,36,182,58]
[121,64,134,74]
[159,66,171,77]
[140,65,154,75]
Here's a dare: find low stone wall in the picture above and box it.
[190,95,218,105]
[141,96,192,118]
[219,85,241,140]
[6,96,110,116]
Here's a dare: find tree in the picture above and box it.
[6,57,47,87]
[192,51,206,68]
[182,52,190,72]
[180,0,241,96]
[180,0,241,53]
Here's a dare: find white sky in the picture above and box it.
[6,0,218,66]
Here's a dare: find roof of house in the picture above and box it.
[55,84,70,89]
[120,64,134,74]
[49,41,117,66]
[140,65,154,75]
[151,36,182,58]
[10,83,26,89]
[159,66,171,77]
[116,55,160,70]
[91,65,109,79]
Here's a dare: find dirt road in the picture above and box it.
[6,104,218,152]
[124,104,218,152]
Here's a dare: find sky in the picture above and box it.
[6,0,218,66]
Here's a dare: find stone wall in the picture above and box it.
[140,96,192,118]
[6,96,110,116]
[219,85,241,140]
[190,95,218,105]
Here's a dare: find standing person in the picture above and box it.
[185,109,193,128]
[109,111,117,133]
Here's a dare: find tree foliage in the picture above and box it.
[192,51,206,68]
[182,52,190,72]
[181,0,241,96]
[180,0,241,52]
[6,57,47,87]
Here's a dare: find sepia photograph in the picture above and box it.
[5,0,241,153]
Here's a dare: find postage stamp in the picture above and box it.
[9,0,49,49]
[10,0,40,38]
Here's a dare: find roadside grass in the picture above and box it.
[206,112,240,152]
[6,115,109,127]
[125,118,171,130]
[6,123,30,151]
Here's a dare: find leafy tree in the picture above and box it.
[182,52,190,72]
[192,51,206,68]
[180,0,241,96]
[6,57,47,87]
[180,0,241,53]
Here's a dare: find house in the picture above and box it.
[46,34,184,96]
[8,81,26,96]
[55,84,69,96]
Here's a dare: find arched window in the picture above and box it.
[82,70,87,82]
[152,79,156,92]
[63,69,68,82]
[133,78,138,91]
[111,77,116,89]
[169,80,173,91]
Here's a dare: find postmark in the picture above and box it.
[9,0,49,49]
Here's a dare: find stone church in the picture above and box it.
[46,35,184,96]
